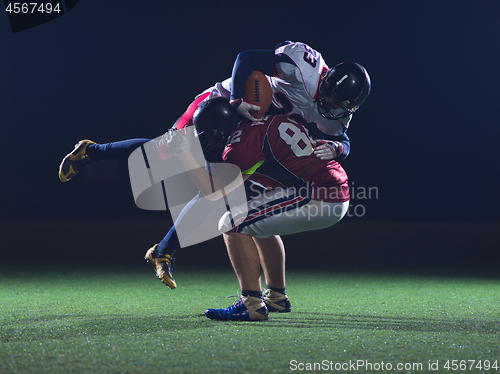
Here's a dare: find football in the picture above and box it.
[243,70,273,118]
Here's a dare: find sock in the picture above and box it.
[157,226,180,257]
[267,286,286,295]
[241,290,263,299]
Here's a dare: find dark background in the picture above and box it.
[1,1,499,270]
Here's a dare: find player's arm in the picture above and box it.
[230,49,275,101]
[230,49,275,120]
[303,123,351,160]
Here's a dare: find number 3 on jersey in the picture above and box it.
[278,122,314,157]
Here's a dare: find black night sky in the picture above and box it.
[1,1,499,267]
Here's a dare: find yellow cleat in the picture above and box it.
[145,244,177,289]
[58,140,95,182]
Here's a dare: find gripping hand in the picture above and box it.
[230,98,261,121]
[313,140,342,161]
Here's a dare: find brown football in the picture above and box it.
[243,70,273,118]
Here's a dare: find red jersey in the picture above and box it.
[222,115,349,203]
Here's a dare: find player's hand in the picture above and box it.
[313,140,340,161]
[159,127,193,156]
[230,98,261,121]
[174,127,194,155]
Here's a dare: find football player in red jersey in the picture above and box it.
[182,98,350,321]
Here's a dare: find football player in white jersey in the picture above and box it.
[199,41,370,163]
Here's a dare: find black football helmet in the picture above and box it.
[193,96,240,161]
[317,62,371,120]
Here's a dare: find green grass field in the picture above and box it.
[1,266,499,374]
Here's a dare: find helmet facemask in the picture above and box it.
[197,128,230,162]
[317,79,353,121]
[317,62,371,122]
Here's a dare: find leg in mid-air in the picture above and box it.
[145,180,239,289]
[58,135,185,289]
[58,138,150,182]
[58,91,211,183]
[144,193,202,290]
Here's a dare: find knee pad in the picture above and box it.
[218,211,233,233]
[218,205,248,233]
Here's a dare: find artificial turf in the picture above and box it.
[0,265,499,374]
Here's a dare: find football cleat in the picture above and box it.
[144,244,177,289]
[205,295,268,321]
[58,140,95,182]
[263,288,291,313]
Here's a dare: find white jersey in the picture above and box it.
[270,42,350,136]
[199,42,350,136]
